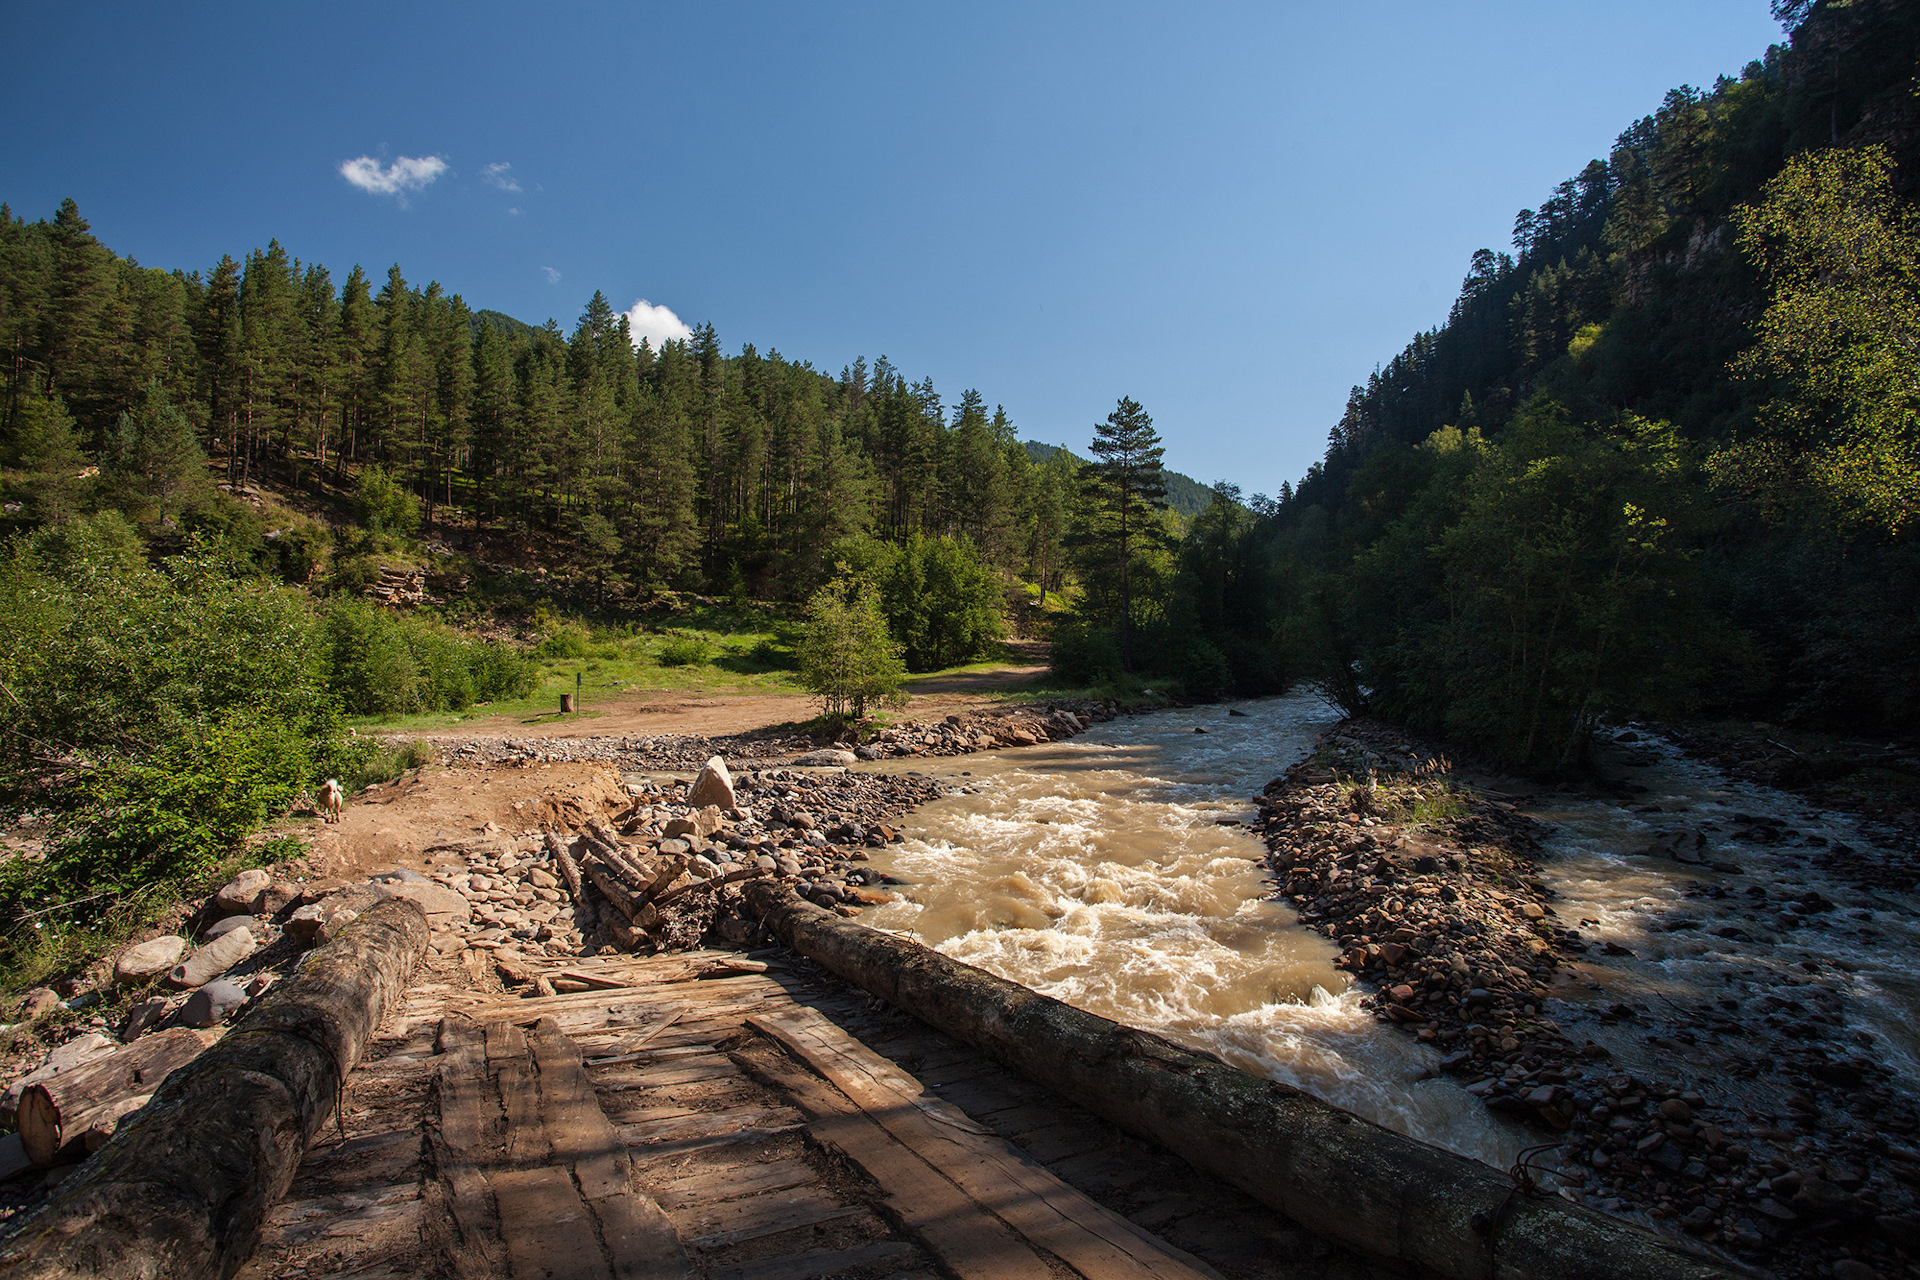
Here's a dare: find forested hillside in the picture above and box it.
[1022,441,1218,518]
[1167,0,1920,768]
[0,215,1091,602]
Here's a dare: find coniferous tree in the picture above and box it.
[1073,396,1168,670]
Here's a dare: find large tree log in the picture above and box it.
[745,884,1744,1280]
[0,897,428,1280]
[16,1030,215,1167]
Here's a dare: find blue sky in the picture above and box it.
[2,2,1783,492]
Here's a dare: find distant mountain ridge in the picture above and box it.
[1022,441,1220,518]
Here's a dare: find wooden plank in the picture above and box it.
[731,1041,1053,1280]
[615,1106,803,1148]
[526,1016,696,1280]
[433,1019,510,1280]
[752,1008,1222,1280]
[650,1156,816,1209]
[705,1239,917,1280]
[675,1187,871,1249]
[494,1024,546,1169]
[492,1164,610,1280]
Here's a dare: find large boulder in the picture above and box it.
[283,883,388,948]
[662,807,726,840]
[210,869,271,917]
[114,935,187,986]
[688,756,736,811]
[165,927,257,990]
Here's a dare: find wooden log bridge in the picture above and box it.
[744,883,1750,1280]
[0,886,1757,1280]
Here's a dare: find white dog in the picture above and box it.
[319,779,344,824]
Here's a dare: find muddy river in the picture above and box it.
[860,696,1914,1174]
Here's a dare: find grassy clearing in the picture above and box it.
[350,606,811,732]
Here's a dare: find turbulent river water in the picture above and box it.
[865,694,1529,1167]
[861,695,1917,1175]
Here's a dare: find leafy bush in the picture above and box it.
[825,533,1004,672]
[323,599,532,715]
[657,634,711,667]
[352,466,421,536]
[1049,624,1123,688]
[534,621,591,659]
[797,574,907,719]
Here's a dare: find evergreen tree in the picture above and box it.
[1073,396,1168,669]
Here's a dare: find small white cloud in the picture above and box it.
[543,266,562,283]
[623,298,693,348]
[481,161,521,192]
[506,206,522,216]
[339,154,449,206]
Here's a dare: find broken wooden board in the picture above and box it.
[432,1014,696,1280]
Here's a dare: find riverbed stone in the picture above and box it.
[688,756,735,810]
[180,980,247,1028]
[793,749,856,767]
[114,935,187,985]
[379,880,471,926]
[199,914,257,942]
[166,927,256,990]
[211,868,271,917]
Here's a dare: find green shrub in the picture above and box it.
[323,599,533,715]
[534,621,591,659]
[657,634,710,667]
[1050,624,1123,687]
[352,466,421,536]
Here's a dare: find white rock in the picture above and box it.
[115,936,187,985]
[688,756,736,810]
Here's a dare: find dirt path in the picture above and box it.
[418,644,1051,743]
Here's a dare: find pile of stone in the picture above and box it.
[861,703,1106,758]
[435,701,1113,776]
[415,754,950,965]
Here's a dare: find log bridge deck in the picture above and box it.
[241,948,1381,1280]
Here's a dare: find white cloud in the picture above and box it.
[506,206,521,216]
[543,266,562,283]
[481,161,521,192]
[623,298,694,349]
[339,154,449,206]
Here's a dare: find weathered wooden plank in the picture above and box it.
[433,1019,510,1279]
[649,1156,816,1209]
[615,1105,803,1147]
[753,1007,1222,1280]
[705,1239,918,1280]
[492,1164,610,1280]
[675,1187,871,1249]
[732,1040,1053,1280]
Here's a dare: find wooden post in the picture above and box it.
[560,692,575,714]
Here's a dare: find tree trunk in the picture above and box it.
[16,1030,214,1167]
[744,884,1742,1280]
[0,899,427,1280]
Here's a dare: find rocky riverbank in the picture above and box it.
[1259,718,1919,1280]
[432,699,1114,772]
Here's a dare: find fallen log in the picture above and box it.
[16,1029,215,1167]
[581,857,652,926]
[542,831,597,930]
[0,897,428,1280]
[745,884,1745,1280]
